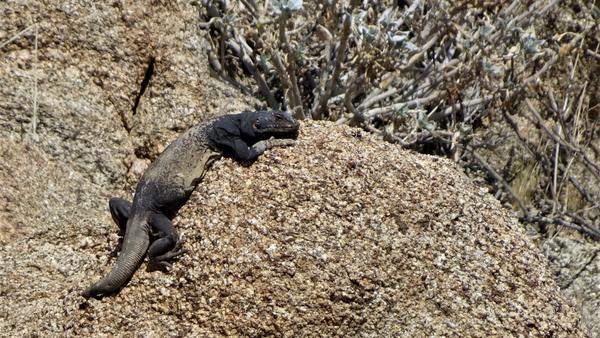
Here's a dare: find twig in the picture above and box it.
[357,87,398,112]
[344,74,365,125]
[506,106,600,213]
[430,96,493,121]
[391,130,453,148]
[240,0,258,17]
[227,38,278,109]
[401,33,440,70]
[197,17,220,29]
[572,81,587,144]
[525,99,600,181]
[207,47,223,73]
[504,107,600,235]
[537,0,560,16]
[32,24,38,140]
[500,0,521,17]
[363,91,442,119]
[472,151,530,217]
[524,53,558,84]
[0,24,35,50]
[546,88,558,113]
[552,125,560,214]
[586,49,600,61]
[393,59,461,105]
[278,13,304,119]
[567,175,600,212]
[312,12,352,119]
[522,215,600,241]
[271,50,298,110]
[406,0,422,14]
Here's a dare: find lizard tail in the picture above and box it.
[82,222,150,299]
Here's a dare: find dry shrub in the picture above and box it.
[198,0,600,240]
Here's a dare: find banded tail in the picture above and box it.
[82,221,150,299]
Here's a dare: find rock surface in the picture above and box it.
[0,0,257,191]
[0,1,590,336]
[0,120,586,336]
[543,237,600,336]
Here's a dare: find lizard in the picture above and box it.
[82,110,300,299]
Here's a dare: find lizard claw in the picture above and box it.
[268,138,297,148]
[147,248,187,272]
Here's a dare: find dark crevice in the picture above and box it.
[121,56,155,133]
[132,56,155,116]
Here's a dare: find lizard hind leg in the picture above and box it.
[109,197,132,234]
[108,197,132,257]
[146,213,186,272]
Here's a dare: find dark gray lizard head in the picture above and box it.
[241,110,300,140]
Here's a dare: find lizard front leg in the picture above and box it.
[251,138,297,156]
[226,137,296,164]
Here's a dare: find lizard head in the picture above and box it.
[244,110,300,140]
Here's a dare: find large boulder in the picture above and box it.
[1,121,585,336]
[0,1,256,190]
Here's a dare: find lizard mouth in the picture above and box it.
[262,118,300,138]
[260,124,299,139]
[252,110,300,139]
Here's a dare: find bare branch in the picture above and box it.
[358,87,398,112]
[278,14,304,119]
[524,53,558,84]
[227,38,278,109]
[0,24,34,50]
[430,96,494,122]
[523,215,600,241]
[472,151,530,218]
[312,12,352,119]
[585,49,600,61]
[240,0,258,17]
[271,50,299,110]
[363,91,443,119]
[199,0,600,240]
[525,99,600,181]
[401,33,440,70]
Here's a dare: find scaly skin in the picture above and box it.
[83,110,299,299]
[84,221,150,296]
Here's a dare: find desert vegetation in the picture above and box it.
[198,0,600,241]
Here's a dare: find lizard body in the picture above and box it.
[82,110,299,299]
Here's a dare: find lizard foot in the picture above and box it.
[147,249,187,273]
[146,241,187,273]
[147,260,172,273]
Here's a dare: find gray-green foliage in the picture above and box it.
[272,0,303,15]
